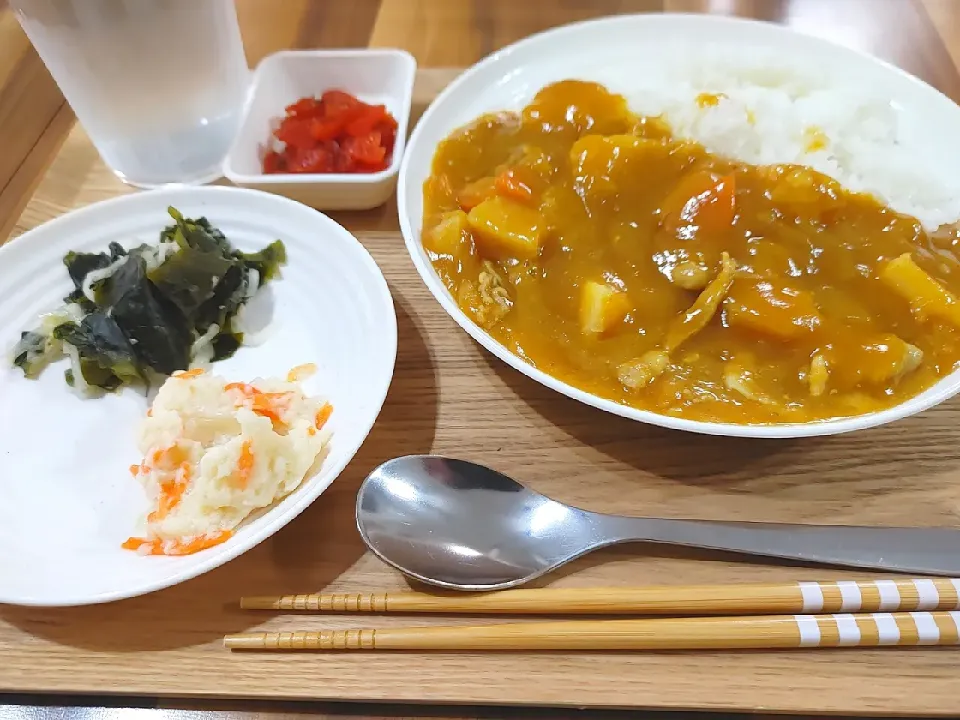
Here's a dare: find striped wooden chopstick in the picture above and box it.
[240,577,960,616]
[224,610,960,651]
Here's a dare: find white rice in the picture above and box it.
[587,46,960,231]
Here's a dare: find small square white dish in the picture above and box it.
[224,49,417,211]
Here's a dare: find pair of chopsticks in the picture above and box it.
[225,577,960,651]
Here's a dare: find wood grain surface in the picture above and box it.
[4,65,960,716]
[3,1,960,719]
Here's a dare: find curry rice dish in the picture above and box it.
[421,79,960,425]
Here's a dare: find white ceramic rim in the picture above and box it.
[223,48,417,185]
[398,12,960,439]
[0,186,397,605]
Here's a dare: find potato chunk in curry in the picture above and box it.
[580,281,631,336]
[422,79,960,424]
[467,196,545,261]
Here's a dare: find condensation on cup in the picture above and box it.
[12,0,250,188]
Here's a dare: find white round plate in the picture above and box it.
[0,186,396,606]
[398,13,960,439]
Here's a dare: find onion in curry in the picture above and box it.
[421,80,960,424]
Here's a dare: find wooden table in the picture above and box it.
[2,1,960,718]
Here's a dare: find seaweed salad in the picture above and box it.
[10,206,286,393]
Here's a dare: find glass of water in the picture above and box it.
[12,0,250,188]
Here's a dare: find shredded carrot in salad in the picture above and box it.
[173,368,206,379]
[146,463,191,523]
[251,392,292,424]
[287,363,317,382]
[227,382,295,426]
[122,530,232,556]
[224,381,255,394]
[231,440,255,489]
[315,403,333,430]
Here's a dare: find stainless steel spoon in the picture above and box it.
[356,455,960,590]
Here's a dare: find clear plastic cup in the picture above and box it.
[12,0,250,188]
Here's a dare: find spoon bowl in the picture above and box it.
[357,456,960,591]
[356,455,610,590]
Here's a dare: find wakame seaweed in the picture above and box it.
[103,252,193,375]
[9,206,286,393]
[12,331,52,379]
[54,313,142,390]
[149,246,234,326]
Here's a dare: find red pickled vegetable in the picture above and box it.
[344,131,387,168]
[262,150,285,174]
[346,104,389,136]
[285,97,321,117]
[274,117,314,148]
[322,89,362,119]
[286,145,337,174]
[263,90,398,175]
[309,117,343,142]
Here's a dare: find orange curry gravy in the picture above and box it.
[421,80,960,424]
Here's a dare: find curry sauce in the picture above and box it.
[421,80,960,424]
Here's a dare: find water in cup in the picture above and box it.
[12,0,250,187]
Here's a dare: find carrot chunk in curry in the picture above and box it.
[421,80,960,424]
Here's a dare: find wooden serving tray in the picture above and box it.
[3,68,960,716]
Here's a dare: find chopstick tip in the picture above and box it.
[224,633,265,650]
[240,596,279,610]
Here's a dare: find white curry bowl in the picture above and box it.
[397,13,960,439]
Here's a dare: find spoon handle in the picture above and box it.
[603,517,960,575]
